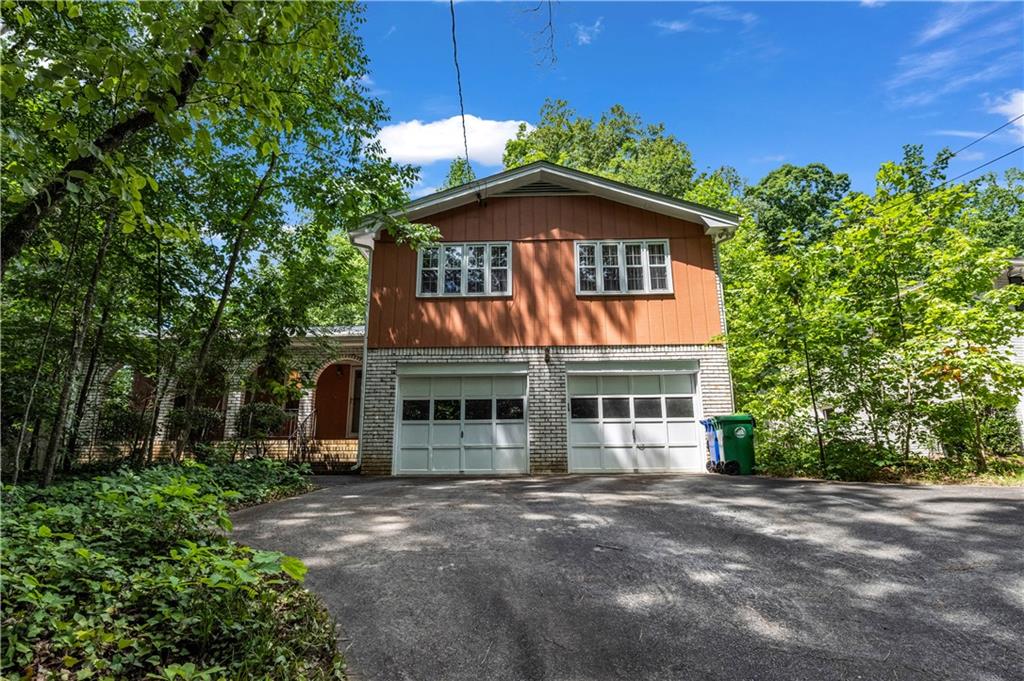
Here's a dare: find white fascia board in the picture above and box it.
[349,163,740,246]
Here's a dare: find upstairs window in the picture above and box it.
[417,242,512,297]
[575,240,673,295]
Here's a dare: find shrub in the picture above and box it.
[0,462,342,680]
[164,406,223,442]
[235,402,289,441]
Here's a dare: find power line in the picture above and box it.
[876,143,1023,217]
[950,112,1022,156]
[449,0,469,163]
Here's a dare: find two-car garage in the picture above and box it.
[391,361,704,476]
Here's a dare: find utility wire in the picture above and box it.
[875,143,1023,217]
[871,113,1023,218]
[449,0,470,164]
[950,112,1022,156]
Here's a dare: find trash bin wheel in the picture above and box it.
[723,460,740,476]
[706,460,716,473]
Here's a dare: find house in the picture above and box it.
[77,162,739,475]
[346,161,739,475]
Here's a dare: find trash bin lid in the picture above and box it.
[714,413,755,424]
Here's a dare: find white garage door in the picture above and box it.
[395,375,528,475]
[568,373,703,473]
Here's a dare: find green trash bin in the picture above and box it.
[715,414,756,475]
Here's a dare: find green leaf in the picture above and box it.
[37,525,52,538]
[279,555,307,582]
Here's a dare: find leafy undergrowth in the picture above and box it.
[1,460,345,680]
[756,447,1024,485]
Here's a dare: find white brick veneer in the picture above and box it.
[360,344,734,475]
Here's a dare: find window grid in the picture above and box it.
[417,242,512,297]
[574,240,673,295]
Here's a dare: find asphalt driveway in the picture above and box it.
[231,475,1023,681]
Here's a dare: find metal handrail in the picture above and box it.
[287,408,317,462]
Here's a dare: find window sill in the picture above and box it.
[575,290,675,298]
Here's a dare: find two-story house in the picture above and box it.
[348,161,739,475]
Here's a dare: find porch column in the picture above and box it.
[298,387,315,431]
[223,390,244,438]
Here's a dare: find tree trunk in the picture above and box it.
[10,217,83,483]
[800,336,827,473]
[177,156,278,459]
[65,297,113,469]
[0,2,234,273]
[40,213,115,486]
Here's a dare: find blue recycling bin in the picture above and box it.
[701,418,723,472]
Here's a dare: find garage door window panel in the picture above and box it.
[465,399,493,420]
[666,397,694,418]
[496,398,525,420]
[402,400,430,421]
[433,399,461,421]
[570,397,599,419]
[602,397,631,419]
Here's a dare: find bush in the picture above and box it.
[0,461,342,680]
[235,402,289,441]
[164,406,223,441]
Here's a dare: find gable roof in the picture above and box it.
[351,161,740,249]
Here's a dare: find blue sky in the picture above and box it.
[361,1,1023,196]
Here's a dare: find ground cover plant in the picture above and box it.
[1,460,344,680]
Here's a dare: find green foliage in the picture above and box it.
[722,145,1024,481]
[164,406,223,442]
[969,168,1024,255]
[236,402,289,441]
[504,99,695,198]
[746,163,851,251]
[0,461,341,679]
[442,157,477,189]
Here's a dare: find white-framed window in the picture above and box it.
[417,242,512,297]
[575,240,673,295]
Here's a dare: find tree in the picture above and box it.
[503,99,695,198]
[969,168,1024,255]
[721,146,1024,478]
[745,163,851,252]
[1,1,424,483]
[442,157,477,189]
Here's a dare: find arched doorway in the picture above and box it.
[314,362,362,439]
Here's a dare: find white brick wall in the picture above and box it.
[360,344,734,475]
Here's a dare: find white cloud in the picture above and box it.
[751,154,787,164]
[377,115,531,166]
[886,4,1021,108]
[655,5,759,35]
[916,3,974,44]
[931,129,987,139]
[988,89,1024,141]
[860,0,886,7]
[573,18,603,46]
[653,19,696,34]
[692,5,758,30]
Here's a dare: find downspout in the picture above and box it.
[350,237,375,472]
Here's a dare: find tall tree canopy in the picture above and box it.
[503,99,696,199]
[745,163,851,251]
[0,0,423,483]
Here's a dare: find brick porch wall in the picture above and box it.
[361,344,734,476]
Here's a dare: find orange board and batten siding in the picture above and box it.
[368,195,724,349]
